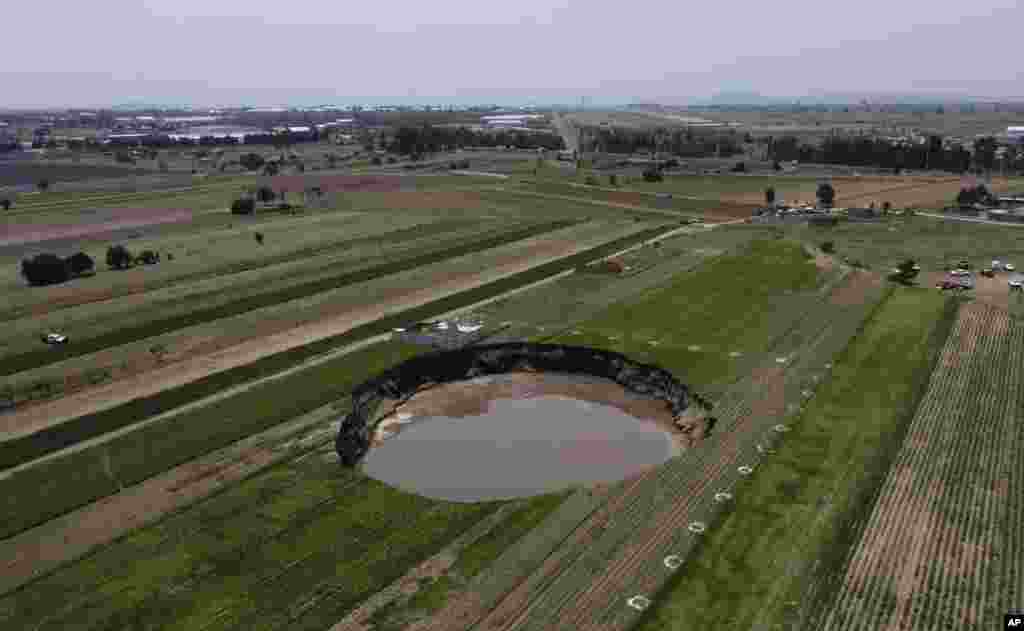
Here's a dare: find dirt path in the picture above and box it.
[0,226,646,442]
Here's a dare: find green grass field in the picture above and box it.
[632,288,958,631]
[787,214,1024,272]
[542,238,822,392]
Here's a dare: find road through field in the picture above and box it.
[0,224,650,443]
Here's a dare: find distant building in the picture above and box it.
[1009,127,1024,144]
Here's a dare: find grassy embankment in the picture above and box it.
[631,288,958,631]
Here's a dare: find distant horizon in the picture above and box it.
[4,91,1024,113]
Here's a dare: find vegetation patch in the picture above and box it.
[631,288,957,631]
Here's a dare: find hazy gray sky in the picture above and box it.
[3,0,1022,107]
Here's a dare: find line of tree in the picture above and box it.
[764,134,1015,174]
[20,252,94,286]
[383,125,564,156]
[575,126,744,157]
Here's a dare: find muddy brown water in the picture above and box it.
[361,374,677,502]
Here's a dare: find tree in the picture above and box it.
[1,199,9,211]
[731,161,747,173]
[370,156,382,166]
[66,252,95,276]
[238,153,265,171]
[882,201,892,214]
[136,250,160,265]
[609,174,618,186]
[256,186,276,204]
[820,241,835,254]
[889,259,919,285]
[21,253,69,286]
[816,182,836,208]
[231,198,256,214]
[254,232,264,245]
[765,187,776,207]
[773,160,782,171]
[106,244,134,270]
[37,179,50,192]
[263,161,280,176]
[642,167,663,182]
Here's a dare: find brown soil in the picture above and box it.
[703,202,761,223]
[369,372,711,454]
[829,270,882,306]
[0,208,193,246]
[0,228,633,443]
[0,444,280,595]
[264,174,407,193]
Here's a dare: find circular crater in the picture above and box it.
[335,344,713,502]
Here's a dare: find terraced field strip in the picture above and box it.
[478,187,702,221]
[0,226,675,540]
[815,302,1024,631]
[3,178,246,215]
[628,289,957,631]
[1,216,472,325]
[0,218,545,376]
[0,453,501,631]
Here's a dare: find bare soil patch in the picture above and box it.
[263,174,407,193]
[703,202,760,223]
[829,270,882,306]
[0,208,193,247]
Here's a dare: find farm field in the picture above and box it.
[0,218,549,379]
[0,219,648,456]
[417,243,887,630]
[0,232,820,626]
[0,162,156,187]
[630,288,957,631]
[811,302,1024,631]
[0,222,710,570]
[786,213,1024,276]
[5,156,1024,631]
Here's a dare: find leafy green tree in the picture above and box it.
[888,259,920,285]
[239,153,265,171]
[106,245,134,270]
[765,187,776,206]
[65,252,94,276]
[21,253,70,286]
[816,182,836,208]
[37,179,50,192]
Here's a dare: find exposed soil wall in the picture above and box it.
[335,343,707,466]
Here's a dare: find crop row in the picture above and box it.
[0,218,566,377]
[815,303,1024,631]
[0,224,674,539]
[515,273,891,629]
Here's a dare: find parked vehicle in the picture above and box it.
[41,332,68,345]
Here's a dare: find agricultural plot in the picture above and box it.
[0,224,676,540]
[0,453,499,631]
[631,289,957,631]
[811,302,1024,631]
[786,214,1024,276]
[0,162,155,187]
[419,241,870,630]
[1,219,643,459]
[0,218,523,376]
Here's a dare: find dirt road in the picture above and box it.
[0,225,649,442]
